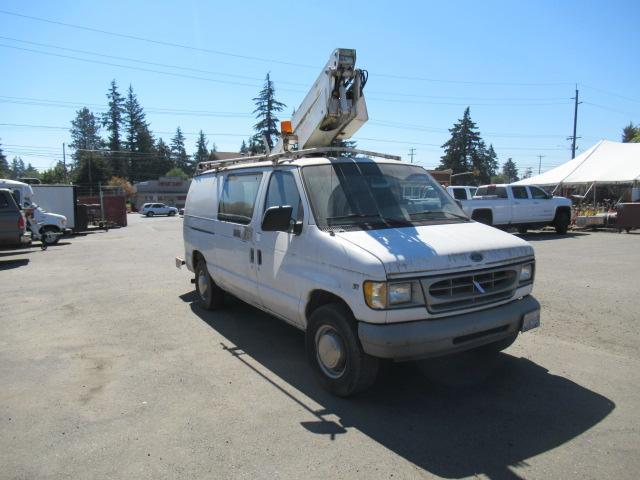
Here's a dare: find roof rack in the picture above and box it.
[195,147,402,174]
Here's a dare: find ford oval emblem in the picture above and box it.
[470,252,483,262]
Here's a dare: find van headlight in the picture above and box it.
[519,262,534,284]
[363,280,424,309]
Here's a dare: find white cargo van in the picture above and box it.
[179,151,540,396]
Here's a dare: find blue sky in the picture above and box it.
[0,0,638,176]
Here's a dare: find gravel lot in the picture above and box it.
[1,215,638,480]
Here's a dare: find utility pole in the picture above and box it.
[408,148,415,163]
[62,143,67,182]
[569,87,581,159]
[537,155,545,175]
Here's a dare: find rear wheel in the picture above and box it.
[554,210,570,234]
[195,259,224,310]
[168,210,176,216]
[306,303,379,397]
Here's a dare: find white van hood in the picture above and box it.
[335,221,534,275]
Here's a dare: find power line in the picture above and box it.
[0,35,309,88]
[0,9,319,69]
[0,9,583,88]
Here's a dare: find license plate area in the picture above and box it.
[521,309,540,332]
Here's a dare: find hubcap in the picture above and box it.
[198,271,209,300]
[315,325,346,379]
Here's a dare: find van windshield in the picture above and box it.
[301,160,468,230]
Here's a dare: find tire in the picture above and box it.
[554,210,570,234]
[146,211,154,217]
[168,210,176,216]
[306,303,379,397]
[472,210,492,226]
[41,226,60,245]
[195,258,224,310]
[473,333,518,357]
[517,226,528,234]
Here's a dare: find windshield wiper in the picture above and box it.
[326,213,383,224]
[410,210,469,221]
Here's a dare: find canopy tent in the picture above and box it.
[514,140,640,186]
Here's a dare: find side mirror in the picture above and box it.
[262,205,293,232]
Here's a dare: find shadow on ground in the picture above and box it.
[0,258,29,270]
[180,292,615,480]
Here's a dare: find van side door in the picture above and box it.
[214,170,265,305]
[255,169,306,327]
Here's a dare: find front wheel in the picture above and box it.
[195,259,224,310]
[306,304,379,397]
[554,210,570,234]
[41,226,60,245]
[146,211,154,217]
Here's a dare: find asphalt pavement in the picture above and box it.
[1,215,638,480]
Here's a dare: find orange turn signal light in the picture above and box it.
[281,120,293,134]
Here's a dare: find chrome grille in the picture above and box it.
[422,267,518,313]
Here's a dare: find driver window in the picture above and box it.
[529,186,549,199]
[264,171,303,223]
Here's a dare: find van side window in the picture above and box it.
[264,171,303,223]
[512,186,529,199]
[218,173,263,225]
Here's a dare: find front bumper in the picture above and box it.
[358,295,540,361]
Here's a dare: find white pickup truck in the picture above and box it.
[456,184,572,234]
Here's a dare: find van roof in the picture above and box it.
[195,154,415,177]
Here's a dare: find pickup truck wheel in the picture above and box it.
[195,260,224,310]
[554,210,570,234]
[306,304,379,397]
[41,226,60,245]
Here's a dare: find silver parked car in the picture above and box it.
[140,203,178,217]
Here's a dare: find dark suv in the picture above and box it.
[0,188,29,247]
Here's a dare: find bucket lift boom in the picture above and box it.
[273,48,369,153]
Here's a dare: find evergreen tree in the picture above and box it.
[40,161,67,184]
[522,167,533,179]
[73,153,111,193]
[622,122,639,143]
[0,139,8,177]
[10,157,26,179]
[70,107,103,170]
[193,131,209,168]
[23,163,40,179]
[154,138,174,176]
[103,80,127,176]
[171,127,190,173]
[123,85,155,181]
[331,139,358,157]
[239,140,248,154]
[502,158,520,183]
[439,107,496,184]
[253,73,286,151]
